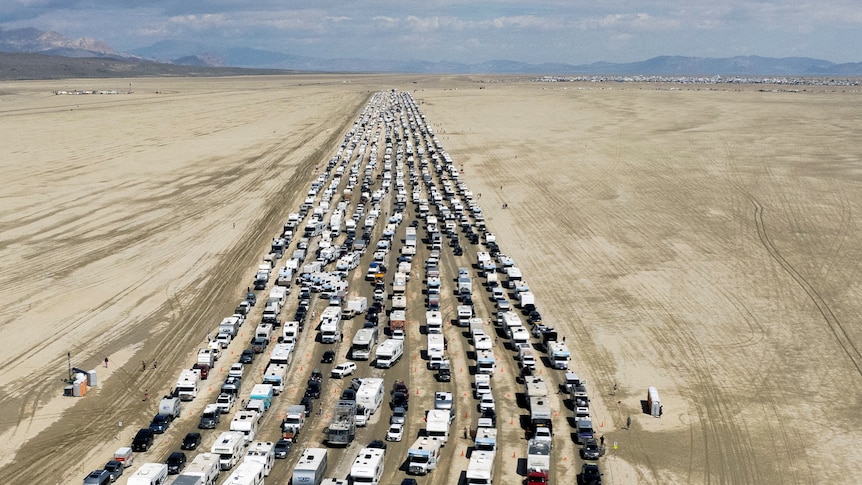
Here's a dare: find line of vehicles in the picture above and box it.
[82,88,606,485]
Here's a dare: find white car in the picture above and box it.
[478,394,495,412]
[228,363,244,379]
[214,332,232,349]
[386,422,404,442]
[534,426,553,446]
[331,362,357,378]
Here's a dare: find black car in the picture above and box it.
[246,292,257,306]
[400,479,419,485]
[391,391,409,410]
[453,246,463,256]
[305,380,321,399]
[436,367,451,382]
[341,388,357,401]
[181,432,202,450]
[300,396,314,416]
[274,439,292,459]
[103,460,124,482]
[131,428,154,452]
[239,349,255,364]
[580,463,603,485]
[321,350,335,363]
[481,408,497,426]
[166,451,187,475]
[251,336,269,353]
[368,439,387,450]
[149,414,171,434]
[582,438,602,460]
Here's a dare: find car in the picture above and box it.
[480,408,497,427]
[149,414,171,434]
[131,428,154,451]
[331,362,357,378]
[390,406,407,425]
[300,395,314,414]
[321,350,335,363]
[391,380,408,395]
[181,432,202,450]
[478,394,495,412]
[391,391,409,410]
[228,363,244,378]
[341,388,357,401]
[83,469,112,485]
[274,439,292,459]
[103,460,123,482]
[305,380,322,399]
[368,439,387,451]
[533,426,553,444]
[580,463,603,485]
[386,422,404,441]
[192,363,210,380]
[166,451,187,475]
[582,438,602,460]
[251,336,269,353]
[239,349,255,364]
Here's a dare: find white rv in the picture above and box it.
[223,461,265,485]
[126,463,168,485]
[244,441,275,476]
[212,431,245,471]
[292,448,328,485]
[374,339,404,368]
[349,447,385,485]
[178,452,220,485]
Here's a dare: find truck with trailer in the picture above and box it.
[176,369,200,401]
[465,450,495,485]
[526,438,552,485]
[518,290,536,310]
[327,400,357,446]
[262,363,288,394]
[407,437,443,475]
[292,448,328,485]
[244,441,275,477]
[319,306,342,343]
[341,296,368,319]
[530,397,554,434]
[175,452,219,485]
[424,409,452,444]
[350,327,378,360]
[219,316,241,337]
[549,341,571,370]
[425,310,443,334]
[211,431,245,471]
[349,447,385,485]
[374,338,404,368]
[282,404,306,440]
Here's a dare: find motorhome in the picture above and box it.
[224,461,265,485]
[426,334,445,360]
[355,377,384,426]
[350,327,378,360]
[426,310,443,334]
[176,369,200,401]
[407,437,443,475]
[176,452,220,485]
[244,441,275,476]
[126,463,168,485]
[349,447,385,485]
[263,363,288,394]
[230,410,261,444]
[465,450,495,485]
[375,338,404,368]
[425,409,452,444]
[319,306,342,343]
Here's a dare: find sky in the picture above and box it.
[2,0,861,64]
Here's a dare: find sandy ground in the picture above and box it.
[0,75,861,484]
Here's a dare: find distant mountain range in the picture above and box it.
[2,26,861,77]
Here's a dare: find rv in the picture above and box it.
[549,341,571,370]
[263,363,288,394]
[292,448,328,485]
[176,369,201,401]
[374,338,404,368]
[465,450,495,485]
[388,309,406,333]
[457,305,473,327]
[426,334,445,360]
[249,384,274,411]
[269,343,294,366]
[178,453,220,485]
[425,310,443,334]
[355,378,384,425]
[126,463,168,485]
[244,441,275,476]
[425,409,451,444]
[341,296,368,319]
[319,306,342,343]
[211,431,245,471]
[350,327,378,360]
[327,400,357,446]
[475,427,498,451]
[526,439,551,485]
[349,447,385,485]
[281,322,300,345]
[407,437,442,475]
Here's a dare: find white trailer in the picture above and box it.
[457,305,473,326]
[127,463,168,485]
[465,450,495,485]
[427,333,445,360]
[350,327,378,360]
[212,431,246,471]
[179,452,220,485]
[349,447,385,485]
[319,306,342,343]
[355,377,384,422]
[425,310,443,334]
[244,441,275,476]
[475,427,497,451]
[292,448,328,485]
[425,409,451,444]
[223,461,264,485]
[263,363,288,394]
[341,296,368,319]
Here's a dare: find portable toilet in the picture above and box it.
[87,370,98,387]
[647,386,662,417]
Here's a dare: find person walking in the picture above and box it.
[141,360,146,371]
[104,357,109,368]
[600,435,605,446]
[626,416,632,429]
[143,389,149,401]
[153,360,158,369]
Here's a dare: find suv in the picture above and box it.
[83,469,111,485]
[331,362,357,378]
[239,349,255,364]
[166,451,187,474]
[580,463,603,485]
[149,414,171,434]
[131,428,154,452]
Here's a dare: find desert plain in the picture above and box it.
[0,74,861,484]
